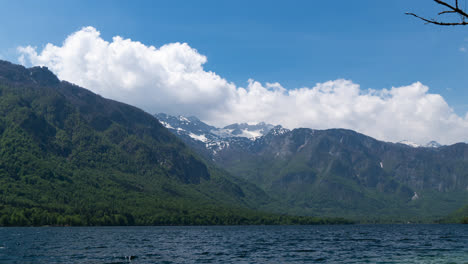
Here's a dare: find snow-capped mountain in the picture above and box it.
[397,140,421,148]
[424,141,443,148]
[156,113,216,136]
[155,113,278,155]
[397,140,443,148]
[156,113,274,140]
[214,122,275,139]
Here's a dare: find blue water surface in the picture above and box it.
[0,224,467,263]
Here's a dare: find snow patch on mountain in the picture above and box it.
[179,116,189,122]
[160,121,173,129]
[269,125,290,136]
[398,140,420,148]
[211,128,234,138]
[213,122,275,139]
[188,133,208,143]
[397,140,443,148]
[213,128,263,139]
[424,141,442,148]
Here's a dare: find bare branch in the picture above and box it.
[407,0,468,26]
[433,0,468,18]
[406,12,468,26]
[438,10,456,15]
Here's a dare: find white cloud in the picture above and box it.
[18,26,468,145]
[460,47,467,52]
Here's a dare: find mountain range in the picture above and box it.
[156,113,445,153]
[0,58,465,225]
[157,113,468,222]
[0,60,350,226]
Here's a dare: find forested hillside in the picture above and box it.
[0,60,350,226]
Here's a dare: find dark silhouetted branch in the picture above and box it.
[406,0,468,26]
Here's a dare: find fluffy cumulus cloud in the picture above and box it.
[18,26,468,145]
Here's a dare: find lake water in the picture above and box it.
[0,225,467,263]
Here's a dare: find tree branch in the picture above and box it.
[438,10,456,15]
[433,0,468,18]
[406,12,468,25]
[406,0,468,26]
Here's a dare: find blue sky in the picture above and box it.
[2,0,468,144]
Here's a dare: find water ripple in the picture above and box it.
[0,225,467,263]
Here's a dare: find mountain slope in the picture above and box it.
[445,203,468,224]
[156,113,277,160]
[0,60,293,226]
[158,113,468,222]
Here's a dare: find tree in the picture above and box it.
[406,0,468,26]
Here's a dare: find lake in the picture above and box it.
[0,224,467,263]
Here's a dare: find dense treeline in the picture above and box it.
[0,205,352,226]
